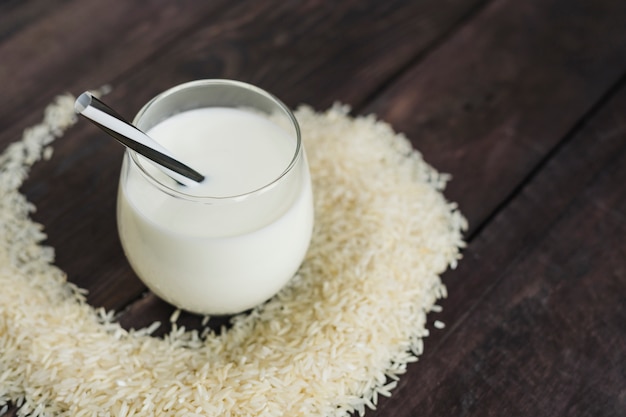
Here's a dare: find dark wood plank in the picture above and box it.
[0,0,233,148]
[427,141,626,416]
[12,0,488,311]
[364,0,626,234]
[372,82,626,416]
[0,0,73,41]
[0,0,486,144]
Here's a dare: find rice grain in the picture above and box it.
[0,97,466,416]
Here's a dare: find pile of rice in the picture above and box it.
[0,93,466,417]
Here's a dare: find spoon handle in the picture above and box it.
[75,93,205,186]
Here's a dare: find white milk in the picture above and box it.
[117,107,314,315]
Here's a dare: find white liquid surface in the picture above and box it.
[117,107,314,314]
[146,107,295,197]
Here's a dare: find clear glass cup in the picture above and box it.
[117,80,314,315]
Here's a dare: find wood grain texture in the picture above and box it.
[364,0,626,233]
[0,0,73,41]
[371,84,626,416]
[0,0,233,148]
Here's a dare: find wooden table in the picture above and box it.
[2,1,625,415]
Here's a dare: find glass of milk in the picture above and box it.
[117,80,314,315]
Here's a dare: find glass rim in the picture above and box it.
[128,79,302,203]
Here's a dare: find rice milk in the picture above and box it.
[117,107,314,314]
